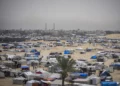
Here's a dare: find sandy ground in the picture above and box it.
[0,34,120,86]
[105,34,120,39]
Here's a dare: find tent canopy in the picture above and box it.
[30,49,38,53]
[91,55,97,59]
[21,65,29,69]
[101,81,118,86]
[50,80,70,85]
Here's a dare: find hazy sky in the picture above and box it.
[0,0,120,30]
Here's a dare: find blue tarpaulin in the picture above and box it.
[30,49,37,53]
[72,73,88,78]
[101,81,118,86]
[91,55,97,59]
[110,63,120,67]
[80,73,88,78]
[34,52,40,55]
[2,43,8,46]
[64,50,71,54]
[25,56,39,60]
[21,65,29,69]
[16,45,23,48]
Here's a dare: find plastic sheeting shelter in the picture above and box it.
[3,61,14,68]
[64,50,74,54]
[2,43,8,46]
[21,65,29,69]
[110,63,120,69]
[0,71,5,78]
[30,49,37,53]
[16,45,23,49]
[110,63,120,67]
[34,52,40,55]
[21,65,29,71]
[71,73,88,78]
[30,49,40,55]
[26,80,40,86]
[25,56,39,60]
[50,80,70,86]
[91,55,97,59]
[64,50,71,54]
[101,81,118,86]
[19,59,26,65]
[100,70,110,76]
[12,56,22,60]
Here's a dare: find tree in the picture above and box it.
[56,56,76,86]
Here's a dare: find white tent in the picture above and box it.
[23,71,34,80]
[7,54,15,60]
[0,71,5,78]
[76,47,83,51]
[73,83,96,86]
[19,59,27,65]
[13,77,25,85]
[50,80,71,86]
[3,61,14,68]
[35,68,51,79]
[49,73,61,79]
[73,78,90,84]
[75,60,87,68]
[26,80,40,86]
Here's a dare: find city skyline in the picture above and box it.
[0,0,120,30]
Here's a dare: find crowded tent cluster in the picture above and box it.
[0,34,120,86]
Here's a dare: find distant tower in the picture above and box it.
[45,23,47,30]
[53,23,55,30]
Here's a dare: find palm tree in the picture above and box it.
[56,56,76,86]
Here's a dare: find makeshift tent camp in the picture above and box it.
[22,71,34,80]
[110,62,120,69]
[75,60,87,68]
[6,54,15,60]
[16,45,24,49]
[101,81,118,86]
[49,73,61,79]
[30,49,37,53]
[0,55,7,61]
[50,80,71,86]
[0,71,5,78]
[73,78,90,84]
[25,53,37,57]
[64,49,74,54]
[12,56,22,60]
[73,83,96,86]
[26,80,40,86]
[21,65,29,71]
[35,68,51,79]
[86,48,92,52]
[29,60,39,66]
[70,73,88,78]
[88,75,100,85]
[25,56,39,60]
[13,77,26,85]
[34,52,40,55]
[76,47,83,51]
[3,61,14,68]
[47,58,58,64]
[19,59,27,65]
[91,55,97,59]
[10,69,20,77]
[97,57,107,62]
[2,43,8,46]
